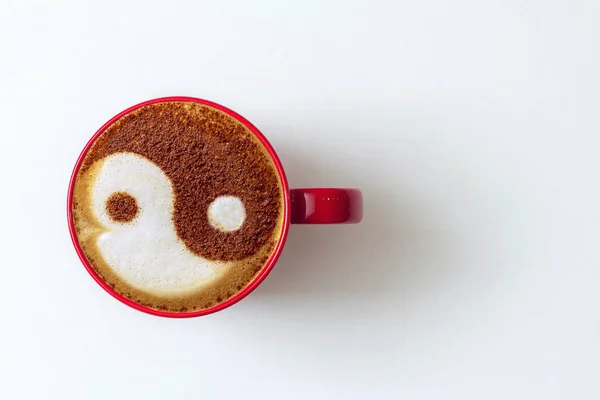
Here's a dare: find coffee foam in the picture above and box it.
[90,152,229,294]
[72,101,285,312]
[208,196,246,232]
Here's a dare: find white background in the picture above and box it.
[1,0,599,398]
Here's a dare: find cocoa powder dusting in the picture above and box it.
[81,102,281,261]
[105,192,138,222]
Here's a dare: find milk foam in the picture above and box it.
[90,152,232,294]
[208,196,246,232]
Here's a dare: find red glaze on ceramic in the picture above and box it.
[290,189,363,224]
[68,96,362,317]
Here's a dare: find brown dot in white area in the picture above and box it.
[105,192,139,223]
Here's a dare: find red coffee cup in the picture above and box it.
[67,96,362,317]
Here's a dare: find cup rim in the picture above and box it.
[67,96,291,318]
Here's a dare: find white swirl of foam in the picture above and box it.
[91,152,230,294]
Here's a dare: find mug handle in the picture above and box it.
[290,188,363,224]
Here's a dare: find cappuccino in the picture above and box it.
[72,102,284,312]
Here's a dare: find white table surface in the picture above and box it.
[1,1,599,399]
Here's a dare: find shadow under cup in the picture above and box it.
[68,96,361,318]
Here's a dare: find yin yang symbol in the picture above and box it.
[73,102,282,297]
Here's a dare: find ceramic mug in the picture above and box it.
[67,97,363,317]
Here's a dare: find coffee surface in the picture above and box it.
[72,102,284,312]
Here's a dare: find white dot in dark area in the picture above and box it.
[208,196,246,232]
